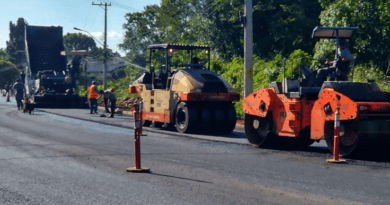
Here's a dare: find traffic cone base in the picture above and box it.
[126,167,150,173]
[326,159,346,163]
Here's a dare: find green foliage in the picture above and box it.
[89,47,121,61]
[316,0,390,70]
[63,33,96,52]
[120,0,321,62]
[0,49,10,61]
[213,49,313,119]
[0,60,19,87]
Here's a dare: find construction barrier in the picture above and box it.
[327,102,346,163]
[127,101,150,173]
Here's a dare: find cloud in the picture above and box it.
[91,32,103,38]
[91,31,122,40]
[108,31,123,39]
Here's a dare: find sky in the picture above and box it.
[0,0,161,56]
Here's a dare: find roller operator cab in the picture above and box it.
[130,44,240,133]
[243,27,390,158]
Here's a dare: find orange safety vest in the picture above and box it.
[89,85,99,99]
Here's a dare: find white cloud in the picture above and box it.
[90,31,122,40]
[108,31,123,39]
[91,32,103,38]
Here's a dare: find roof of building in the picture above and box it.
[69,57,146,73]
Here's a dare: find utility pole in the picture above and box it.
[92,2,111,90]
[244,0,253,97]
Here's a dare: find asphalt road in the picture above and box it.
[1,96,390,204]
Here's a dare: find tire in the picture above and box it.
[295,127,315,147]
[325,120,359,157]
[150,121,163,128]
[222,103,236,134]
[244,113,275,147]
[199,105,212,133]
[142,120,152,127]
[213,106,225,132]
[175,102,198,133]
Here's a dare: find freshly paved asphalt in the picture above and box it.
[0,95,390,204]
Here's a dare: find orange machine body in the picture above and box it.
[243,86,390,140]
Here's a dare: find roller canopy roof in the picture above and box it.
[148,44,210,50]
[312,27,358,39]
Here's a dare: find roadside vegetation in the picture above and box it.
[4,1,390,118]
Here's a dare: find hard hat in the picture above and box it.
[92,81,96,84]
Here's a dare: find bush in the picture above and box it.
[213,49,313,119]
[0,60,19,87]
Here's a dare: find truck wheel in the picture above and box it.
[244,113,275,147]
[175,102,198,133]
[222,104,236,134]
[199,105,212,133]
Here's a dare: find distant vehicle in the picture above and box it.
[243,26,390,157]
[130,44,240,133]
[24,25,88,108]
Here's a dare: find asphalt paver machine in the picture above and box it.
[243,27,390,157]
[130,44,240,133]
[24,25,88,108]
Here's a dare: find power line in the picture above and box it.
[110,1,143,12]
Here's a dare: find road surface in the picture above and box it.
[0,96,390,204]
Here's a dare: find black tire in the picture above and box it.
[213,106,225,132]
[199,105,212,133]
[151,121,163,128]
[175,102,198,133]
[325,120,359,157]
[295,127,315,147]
[244,113,275,147]
[142,120,152,127]
[222,103,236,134]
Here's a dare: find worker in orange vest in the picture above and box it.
[89,81,99,114]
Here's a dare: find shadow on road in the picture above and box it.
[149,172,212,184]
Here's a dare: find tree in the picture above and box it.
[0,60,19,87]
[315,0,390,69]
[63,33,97,51]
[0,49,10,61]
[6,18,27,68]
[120,0,322,63]
[89,47,121,61]
[119,5,163,64]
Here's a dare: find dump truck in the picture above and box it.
[24,25,88,108]
[243,26,390,157]
[129,44,240,133]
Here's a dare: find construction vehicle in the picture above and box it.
[24,25,88,108]
[243,27,390,157]
[129,44,240,133]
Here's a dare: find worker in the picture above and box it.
[106,87,117,118]
[12,79,25,110]
[4,81,10,97]
[314,39,355,87]
[20,70,25,84]
[299,39,355,87]
[99,89,110,113]
[88,81,99,114]
[85,75,96,90]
